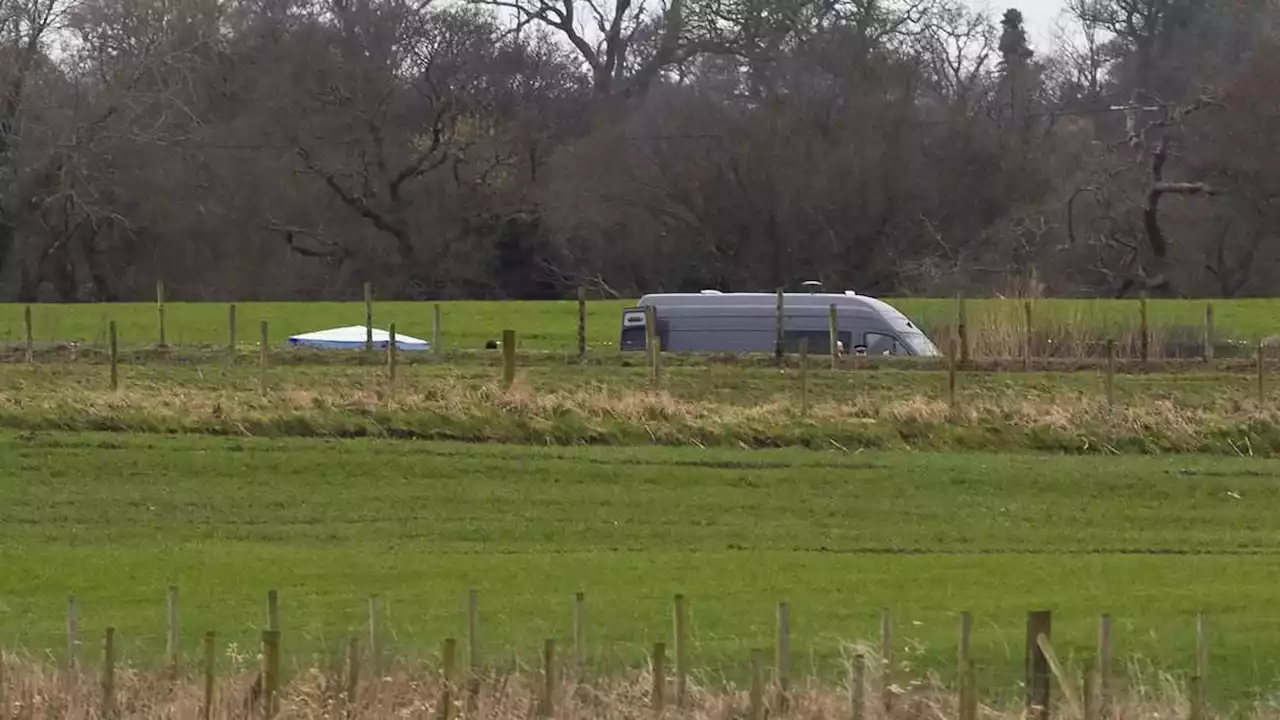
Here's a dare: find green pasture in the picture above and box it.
[1,298,1277,352]
[1,432,1280,703]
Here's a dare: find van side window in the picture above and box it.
[620,326,647,350]
[782,330,852,355]
[863,332,906,356]
[619,312,668,351]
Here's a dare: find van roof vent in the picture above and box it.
[801,280,823,293]
[844,290,857,296]
[699,289,723,295]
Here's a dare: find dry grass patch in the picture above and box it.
[0,373,1277,453]
[0,650,1252,720]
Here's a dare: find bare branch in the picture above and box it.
[295,146,408,241]
[1152,182,1219,195]
[389,110,449,196]
[265,219,355,262]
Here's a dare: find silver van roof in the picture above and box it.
[638,291,872,307]
[634,291,921,327]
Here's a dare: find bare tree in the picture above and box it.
[914,0,996,109]
[0,0,61,296]
[1065,94,1222,296]
[1051,0,1108,103]
[0,0,215,300]
[472,0,702,100]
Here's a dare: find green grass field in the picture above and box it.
[3,298,1279,352]
[4,297,1280,707]
[2,431,1279,704]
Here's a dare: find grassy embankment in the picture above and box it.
[1,432,1280,705]
[0,360,1278,454]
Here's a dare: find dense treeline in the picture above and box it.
[0,0,1277,301]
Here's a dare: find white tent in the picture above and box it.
[287,325,431,351]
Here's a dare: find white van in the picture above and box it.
[619,287,940,356]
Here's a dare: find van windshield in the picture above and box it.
[901,330,940,356]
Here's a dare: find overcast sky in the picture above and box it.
[978,0,1072,52]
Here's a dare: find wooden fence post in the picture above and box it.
[651,642,666,715]
[1258,340,1266,402]
[750,648,764,720]
[775,287,785,363]
[103,626,117,719]
[67,594,78,671]
[1196,611,1208,680]
[368,594,383,677]
[958,293,970,365]
[573,592,585,678]
[364,282,373,353]
[438,638,456,720]
[776,601,791,712]
[432,303,443,358]
[880,608,893,715]
[346,637,360,716]
[644,304,654,362]
[262,629,281,719]
[228,304,237,359]
[799,338,810,417]
[1204,302,1215,363]
[829,304,839,370]
[259,321,269,394]
[387,325,398,383]
[673,594,688,708]
[23,305,32,364]
[947,332,958,411]
[266,589,280,633]
[577,286,587,359]
[1139,293,1150,365]
[501,330,516,389]
[540,639,556,718]
[652,336,663,390]
[167,584,180,679]
[157,279,167,347]
[466,589,480,716]
[1026,610,1051,720]
[1023,299,1033,371]
[959,611,976,720]
[1105,339,1116,406]
[1195,611,1208,717]
[202,631,216,720]
[467,588,480,671]
[109,321,119,391]
[1097,614,1112,720]
[850,652,865,720]
[644,305,659,388]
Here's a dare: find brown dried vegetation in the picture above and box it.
[0,367,1277,454]
[0,649,1240,720]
